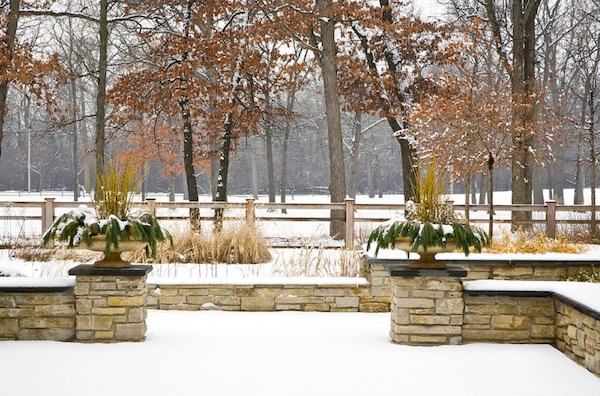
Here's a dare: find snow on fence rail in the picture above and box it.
[0,198,597,246]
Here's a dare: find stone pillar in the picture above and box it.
[69,265,152,342]
[389,266,466,346]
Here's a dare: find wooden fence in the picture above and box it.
[1,197,598,247]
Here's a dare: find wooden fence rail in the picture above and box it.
[1,198,598,248]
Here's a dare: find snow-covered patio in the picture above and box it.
[1,310,598,395]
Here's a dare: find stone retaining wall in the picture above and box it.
[390,275,464,345]
[0,290,75,341]
[462,289,600,376]
[555,299,600,376]
[463,295,556,344]
[146,281,389,312]
[366,259,596,311]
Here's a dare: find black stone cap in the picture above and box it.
[386,265,467,278]
[68,264,153,277]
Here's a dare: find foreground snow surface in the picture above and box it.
[1,311,598,396]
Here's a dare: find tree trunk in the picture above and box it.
[180,0,199,228]
[479,173,488,205]
[70,74,79,201]
[67,19,79,201]
[574,83,589,205]
[214,116,233,229]
[315,0,346,239]
[367,153,374,198]
[169,172,176,202]
[589,88,597,238]
[510,0,540,229]
[487,156,495,240]
[80,69,91,195]
[465,173,471,221]
[265,91,276,203]
[265,122,275,202]
[252,149,259,199]
[471,175,477,205]
[552,160,564,204]
[348,111,363,200]
[280,90,296,214]
[180,96,199,227]
[532,166,544,204]
[94,0,108,183]
[391,119,418,202]
[0,0,20,160]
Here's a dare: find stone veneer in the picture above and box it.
[388,266,466,346]
[69,265,152,342]
[365,256,599,312]
[463,294,556,344]
[555,300,600,376]
[146,280,388,312]
[463,287,600,376]
[0,286,75,341]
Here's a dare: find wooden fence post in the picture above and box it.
[146,198,156,216]
[42,198,55,247]
[42,197,55,232]
[246,198,255,228]
[546,200,557,239]
[345,198,355,248]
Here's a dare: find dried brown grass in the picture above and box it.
[125,223,271,264]
[485,228,587,254]
[10,246,102,262]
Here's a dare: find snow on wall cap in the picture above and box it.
[464,280,600,315]
[0,277,76,289]
[148,276,370,286]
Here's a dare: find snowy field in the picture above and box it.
[1,310,598,396]
[1,191,600,393]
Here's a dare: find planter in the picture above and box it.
[86,236,148,268]
[395,237,456,269]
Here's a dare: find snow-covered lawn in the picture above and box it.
[1,310,598,395]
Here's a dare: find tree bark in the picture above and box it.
[314,0,346,239]
[348,111,362,199]
[265,119,275,202]
[94,0,108,182]
[70,73,79,201]
[487,155,495,239]
[511,0,540,229]
[214,116,233,229]
[0,0,21,160]
[280,90,296,214]
[180,0,199,228]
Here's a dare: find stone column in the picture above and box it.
[69,265,152,342]
[389,266,466,346]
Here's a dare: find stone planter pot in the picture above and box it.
[86,235,147,268]
[395,237,456,269]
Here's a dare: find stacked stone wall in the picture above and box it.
[0,291,75,341]
[74,274,149,342]
[555,300,600,376]
[146,282,388,312]
[462,295,556,344]
[367,259,595,307]
[389,276,464,345]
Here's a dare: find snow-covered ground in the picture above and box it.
[0,310,598,396]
